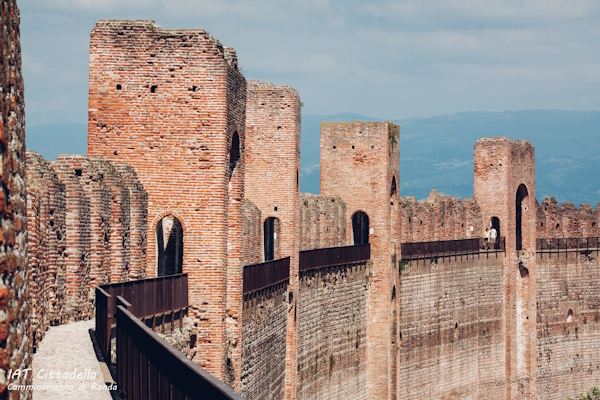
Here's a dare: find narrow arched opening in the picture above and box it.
[352,211,369,246]
[491,216,500,249]
[516,184,528,251]
[229,131,240,180]
[156,215,183,276]
[391,176,397,197]
[264,217,280,261]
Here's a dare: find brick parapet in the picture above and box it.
[25,152,68,346]
[0,1,30,396]
[399,190,483,243]
[299,193,346,250]
[537,197,600,239]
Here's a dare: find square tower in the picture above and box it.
[474,137,537,399]
[320,121,400,399]
[87,20,246,379]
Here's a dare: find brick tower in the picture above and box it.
[474,137,537,399]
[320,121,400,399]
[244,81,301,399]
[87,20,246,380]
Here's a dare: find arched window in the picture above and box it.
[229,131,240,180]
[264,217,280,261]
[516,184,528,251]
[352,211,369,246]
[391,176,397,197]
[156,215,183,276]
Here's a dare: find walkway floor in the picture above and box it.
[32,320,115,399]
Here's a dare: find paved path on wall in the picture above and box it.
[32,320,114,400]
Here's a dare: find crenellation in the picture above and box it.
[3,7,600,400]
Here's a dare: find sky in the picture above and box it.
[19,0,600,127]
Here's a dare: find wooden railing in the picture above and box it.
[243,257,290,295]
[116,303,244,400]
[95,274,188,360]
[299,244,370,271]
[400,237,505,261]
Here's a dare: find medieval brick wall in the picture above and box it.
[320,121,399,399]
[87,20,247,379]
[299,193,346,251]
[26,152,68,348]
[241,284,289,400]
[397,254,506,399]
[400,190,483,243]
[536,251,600,400]
[0,0,30,397]
[474,137,537,398]
[243,200,262,266]
[26,152,147,348]
[537,197,600,239]
[296,261,370,400]
[245,80,301,397]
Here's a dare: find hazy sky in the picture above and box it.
[20,0,600,127]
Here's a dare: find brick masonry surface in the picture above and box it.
[397,254,506,399]
[241,284,288,400]
[87,20,247,379]
[536,250,600,400]
[299,193,346,251]
[399,190,482,243]
[297,261,370,400]
[26,151,148,350]
[537,197,600,239]
[0,0,30,397]
[320,121,399,400]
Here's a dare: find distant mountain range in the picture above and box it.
[26,110,600,207]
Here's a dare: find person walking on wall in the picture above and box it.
[490,226,497,250]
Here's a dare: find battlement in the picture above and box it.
[537,196,600,238]
[399,190,482,243]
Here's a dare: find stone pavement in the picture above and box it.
[32,320,114,399]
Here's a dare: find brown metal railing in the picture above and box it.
[537,237,600,254]
[243,257,290,294]
[116,304,244,400]
[299,244,370,271]
[401,237,505,261]
[95,274,188,360]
